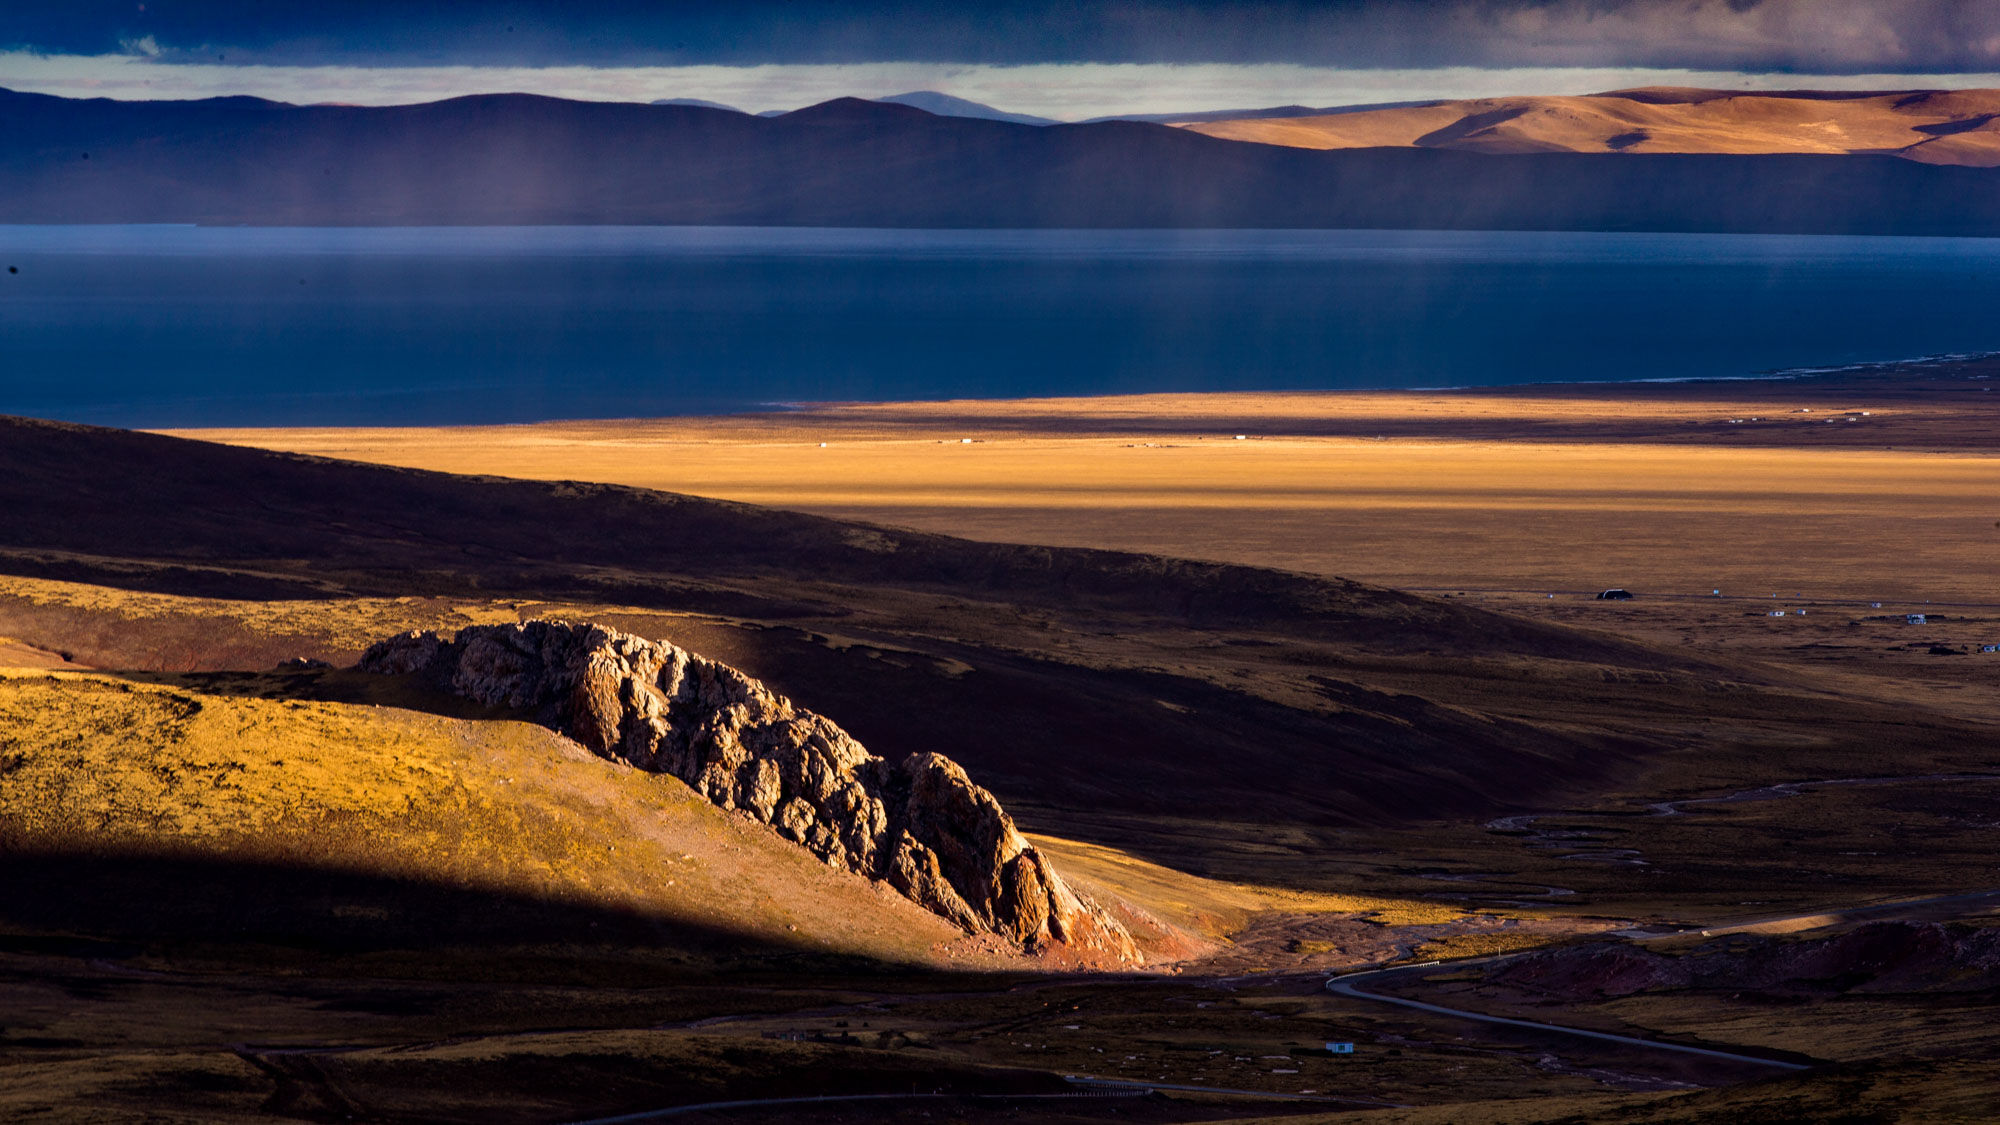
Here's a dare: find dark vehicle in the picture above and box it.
[1596,588,1636,600]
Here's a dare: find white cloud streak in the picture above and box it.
[3,53,1997,119]
[1464,0,2000,72]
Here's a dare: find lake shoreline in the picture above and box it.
[9,226,2000,428]
[163,351,2000,451]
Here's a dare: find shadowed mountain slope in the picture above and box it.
[0,416,1637,660]
[3,89,2000,234]
[1091,100,1446,125]
[877,91,1057,125]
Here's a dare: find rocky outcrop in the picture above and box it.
[358,620,1138,963]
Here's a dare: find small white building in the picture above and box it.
[1907,614,1929,626]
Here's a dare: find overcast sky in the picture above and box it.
[4,1,1999,117]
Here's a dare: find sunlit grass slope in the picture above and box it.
[1032,833,1463,939]
[0,668,977,965]
[0,575,1488,966]
[0,572,581,670]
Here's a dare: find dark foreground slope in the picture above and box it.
[0,414,1974,888]
[0,417,1629,656]
[3,89,1999,234]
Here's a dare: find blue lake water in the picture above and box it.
[3,225,2000,427]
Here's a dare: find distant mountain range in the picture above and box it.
[651,92,1432,126]
[1082,100,1446,125]
[652,91,1055,123]
[4,87,1999,233]
[875,91,1058,126]
[649,97,749,113]
[1184,87,2000,166]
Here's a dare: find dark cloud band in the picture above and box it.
[6,1,1999,74]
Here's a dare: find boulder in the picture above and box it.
[358,621,1138,962]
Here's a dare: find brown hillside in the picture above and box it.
[0,668,987,966]
[0,415,1979,894]
[1184,88,2000,166]
[0,416,1671,840]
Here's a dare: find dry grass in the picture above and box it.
[1,652,1491,972]
[1408,930,1566,962]
[174,389,2000,603]
[0,574,528,652]
[0,668,976,966]
[0,574,1544,966]
[1032,832,1465,941]
[1243,1054,2000,1124]
[0,636,79,669]
[0,1031,1068,1125]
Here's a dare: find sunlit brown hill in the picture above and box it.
[1183,87,2000,166]
[4,87,2000,234]
[0,414,1968,889]
[0,666,994,965]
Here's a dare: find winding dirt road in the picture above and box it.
[1324,964,1808,1070]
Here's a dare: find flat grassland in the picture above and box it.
[176,363,2000,604]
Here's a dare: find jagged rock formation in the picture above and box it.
[358,620,1138,962]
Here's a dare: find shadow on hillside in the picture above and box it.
[0,849,936,976]
[0,414,1677,658]
[130,656,1652,842]
[128,665,534,722]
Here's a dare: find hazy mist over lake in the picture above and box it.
[4,225,1999,427]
